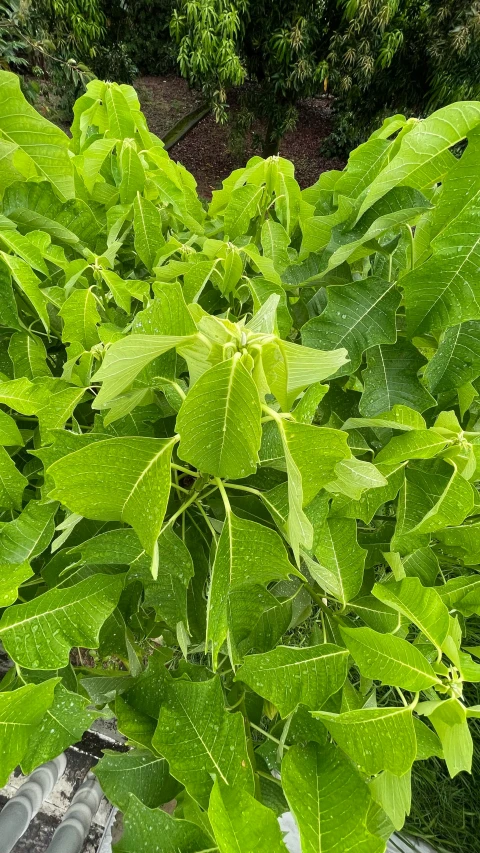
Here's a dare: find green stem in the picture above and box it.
[215,477,231,513]
[250,722,289,749]
[171,463,200,477]
[257,769,283,787]
[304,583,342,623]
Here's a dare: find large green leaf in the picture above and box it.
[48,436,175,561]
[94,747,179,811]
[308,517,366,606]
[0,679,58,785]
[404,205,480,335]
[282,741,384,853]
[94,334,189,406]
[177,354,262,479]
[208,778,288,852]
[340,625,441,691]
[0,574,123,668]
[0,71,74,199]
[152,676,254,808]
[206,510,296,668]
[372,577,450,650]
[357,101,480,218]
[302,278,400,375]
[22,683,101,774]
[360,340,436,416]
[236,643,348,717]
[424,321,480,392]
[314,706,417,775]
[114,794,214,853]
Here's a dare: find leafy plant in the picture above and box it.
[1,69,480,852]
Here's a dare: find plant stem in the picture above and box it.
[250,722,289,749]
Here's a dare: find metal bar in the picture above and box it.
[45,771,103,853]
[0,753,67,853]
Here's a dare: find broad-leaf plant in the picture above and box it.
[1,70,480,851]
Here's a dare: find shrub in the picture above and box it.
[1,70,480,851]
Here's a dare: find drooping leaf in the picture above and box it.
[208,778,288,852]
[314,706,417,776]
[0,679,59,786]
[114,794,214,853]
[0,573,123,668]
[48,436,176,560]
[302,278,400,375]
[282,741,385,853]
[340,625,441,691]
[22,683,101,774]
[177,354,262,479]
[95,747,179,811]
[237,643,348,717]
[152,675,254,808]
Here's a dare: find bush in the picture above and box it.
[1,70,480,851]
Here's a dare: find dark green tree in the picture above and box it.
[171,0,329,154]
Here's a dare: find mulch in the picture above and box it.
[134,75,346,199]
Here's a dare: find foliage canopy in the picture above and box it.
[1,70,480,851]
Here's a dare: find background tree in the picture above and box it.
[171,0,329,155]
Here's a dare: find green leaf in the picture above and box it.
[8,331,50,380]
[417,697,473,777]
[0,499,57,564]
[114,794,214,853]
[209,778,288,852]
[357,101,480,218]
[206,509,297,668]
[376,429,450,464]
[133,194,164,271]
[329,462,404,524]
[0,408,23,445]
[21,683,101,775]
[280,421,351,504]
[282,741,385,853]
[372,577,450,650]
[152,675,254,808]
[0,445,27,510]
[302,278,400,376]
[349,595,401,634]
[94,747,179,811]
[0,71,74,199]
[314,706,417,775]
[0,679,58,786]
[340,625,441,691]
[424,321,480,392]
[60,287,101,350]
[48,436,175,561]
[309,517,366,606]
[263,339,348,411]
[396,464,474,537]
[404,206,480,335]
[1,253,50,331]
[436,522,480,565]
[223,184,263,239]
[177,354,262,479]
[369,769,411,832]
[327,458,387,500]
[360,340,436,416]
[0,573,123,668]
[0,561,33,607]
[236,643,348,717]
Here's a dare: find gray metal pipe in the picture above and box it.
[0,753,67,853]
[45,771,103,853]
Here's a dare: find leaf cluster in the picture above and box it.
[0,70,480,851]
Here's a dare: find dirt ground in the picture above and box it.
[134,75,345,198]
